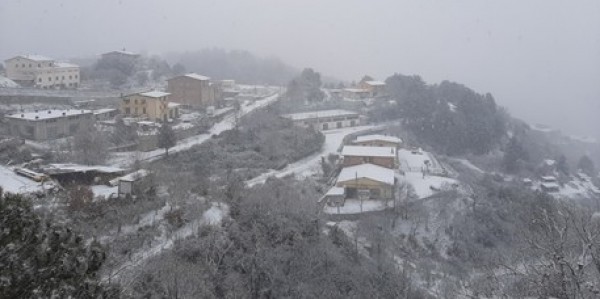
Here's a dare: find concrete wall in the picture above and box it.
[292,115,360,131]
[167,76,221,108]
[8,112,94,140]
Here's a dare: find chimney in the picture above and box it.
[35,116,39,119]
[34,109,38,113]
[48,110,51,114]
[21,114,24,118]
[62,112,66,116]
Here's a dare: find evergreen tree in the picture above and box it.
[158,123,176,156]
[556,155,569,175]
[0,190,121,298]
[577,155,596,176]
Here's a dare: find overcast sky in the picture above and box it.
[1,0,599,138]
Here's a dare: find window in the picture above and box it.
[125,108,130,114]
[62,76,65,80]
[38,63,41,67]
[28,63,32,67]
[69,75,72,79]
[22,64,25,67]
[38,78,42,82]
[75,75,78,79]
[55,76,58,80]
[48,77,52,81]
[142,108,146,114]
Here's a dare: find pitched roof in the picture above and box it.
[355,134,402,144]
[337,163,395,185]
[139,91,170,98]
[342,145,396,158]
[326,186,345,196]
[281,109,358,121]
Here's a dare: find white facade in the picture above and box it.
[281,109,360,131]
[4,55,80,89]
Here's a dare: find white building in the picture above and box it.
[281,109,360,131]
[4,55,80,89]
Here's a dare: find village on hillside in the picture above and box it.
[1,49,600,298]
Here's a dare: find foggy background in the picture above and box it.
[1,0,599,139]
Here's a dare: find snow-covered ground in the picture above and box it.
[0,76,19,88]
[0,165,44,194]
[398,148,442,173]
[108,92,280,168]
[246,125,382,186]
[323,199,392,215]
[91,185,118,200]
[398,149,458,199]
[450,158,485,174]
[400,172,458,199]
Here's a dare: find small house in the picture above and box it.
[112,169,153,197]
[336,163,395,199]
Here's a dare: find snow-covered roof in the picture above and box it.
[7,55,54,62]
[541,176,557,182]
[102,50,139,56]
[342,145,396,158]
[282,109,359,121]
[182,73,211,81]
[326,186,345,196]
[6,109,92,121]
[365,80,385,86]
[167,102,181,108]
[139,91,170,98]
[43,163,124,174]
[118,169,149,182]
[54,62,79,68]
[93,108,117,115]
[343,88,370,93]
[355,134,402,145]
[541,182,560,190]
[337,163,395,185]
[543,159,556,166]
